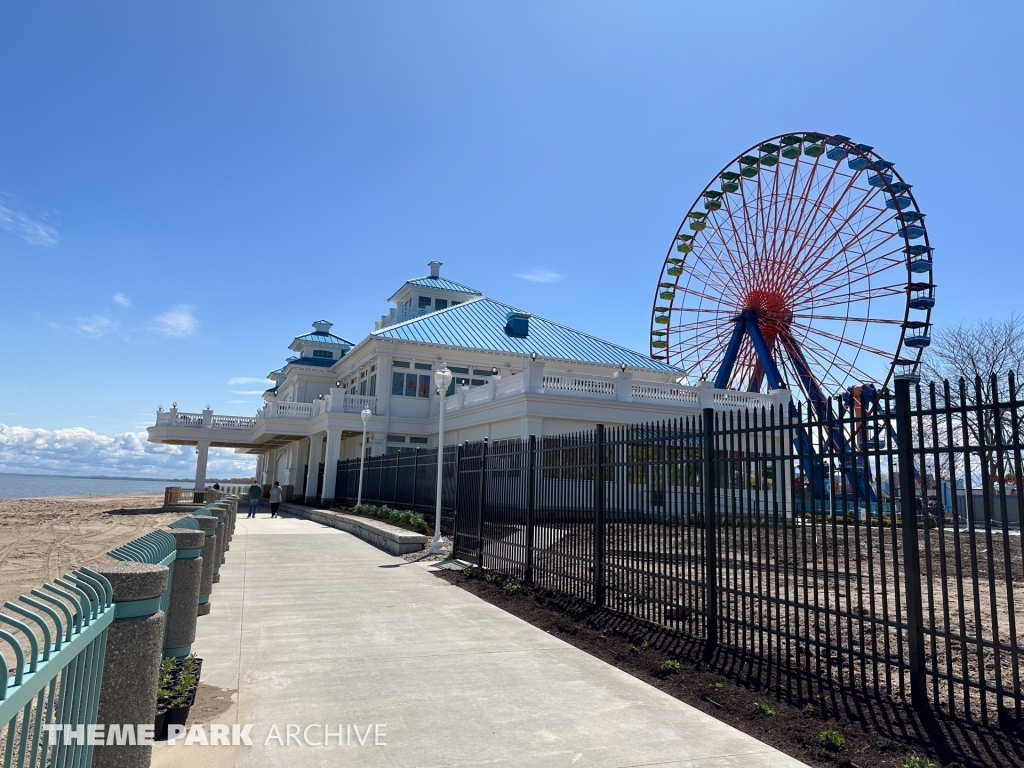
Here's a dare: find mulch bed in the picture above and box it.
[329,505,433,535]
[435,567,1024,768]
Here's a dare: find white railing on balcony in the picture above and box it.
[542,373,616,398]
[274,402,315,418]
[210,414,257,430]
[712,389,777,410]
[494,376,526,397]
[462,386,492,407]
[631,382,700,405]
[156,411,204,427]
[342,394,378,414]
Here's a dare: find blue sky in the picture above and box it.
[0,2,1021,475]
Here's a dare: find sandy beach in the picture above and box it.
[0,493,188,605]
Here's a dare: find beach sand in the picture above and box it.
[0,493,188,605]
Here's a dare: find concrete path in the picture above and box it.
[153,512,809,768]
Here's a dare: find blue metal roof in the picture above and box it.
[405,276,482,294]
[293,331,354,346]
[284,356,336,368]
[372,298,679,371]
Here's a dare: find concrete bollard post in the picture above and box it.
[192,516,218,616]
[208,507,226,583]
[92,561,168,768]
[162,528,205,657]
[212,501,232,552]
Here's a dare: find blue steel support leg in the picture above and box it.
[714,316,748,389]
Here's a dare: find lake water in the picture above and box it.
[0,473,185,501]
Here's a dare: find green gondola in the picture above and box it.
[689,221,706,231]
[676,243,692,252]
[668,256,685,263]
[781,145,800,160]
[667,266,683,276]
[655,315,670,324]
[780,135,802,146]
[659,291,675,300]
[760,154,778,167]
[740,166,758,178]
[652,340,668,348]
[704,198,722,210]
[804,143,823,157]
[759,142,779,153]
[739,155,758,166]
[721,171,740,193]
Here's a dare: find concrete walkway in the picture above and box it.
[153,512,809,768]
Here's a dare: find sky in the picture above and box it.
[0,1,1021,477]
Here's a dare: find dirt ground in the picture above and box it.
[438,567,1024,768]
[0,494,188,605]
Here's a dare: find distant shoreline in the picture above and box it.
[0,472,249,483]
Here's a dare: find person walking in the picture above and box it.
[269,481,283,518]
[247,481,262,518]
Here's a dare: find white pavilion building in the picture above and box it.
[147,261,783,505]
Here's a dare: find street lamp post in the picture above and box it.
[429,364,453,553]
[357,407,371,507]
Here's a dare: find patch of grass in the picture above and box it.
[697,662,711,672]
[753,700,776,717]
[802,703,815,715]
[901,756,937,768]
[640,640,650,650]
[661,660,680,673]
[628,643,641,654]
[352,504,430,534]
[818,730,845,752]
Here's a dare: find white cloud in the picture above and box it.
[113,293,131,307]
[227,377,271,385]
[75,315,115,339]
[153,306,198,338]
[516,269,563,284]
[0,195,59,247]
[0,424,256,478]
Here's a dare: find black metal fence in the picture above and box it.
[334,446,459,533]
[331,375,1024,725]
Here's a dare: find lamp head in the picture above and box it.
[336,381,342,388]
[620,363,627,372]
[434,363,453,394]
[361,407,371,425]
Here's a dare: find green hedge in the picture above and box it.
[352,504,431,534]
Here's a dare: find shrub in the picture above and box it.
[900,756,937,768]
[754,700,776,716]
[485,572,502,584]
[710,681,724,690]
[819,730,845,751]
[802,703,815,715]
[504,581,521,594]
[661,660,680,673]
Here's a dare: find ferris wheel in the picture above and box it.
[650,132,934,414]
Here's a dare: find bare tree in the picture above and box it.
[920,314,1024,504]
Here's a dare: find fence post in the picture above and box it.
[451,444,463,542]
[525,435,536,584]
[594,425,606,606]
[393,453,400,506]
[91,561,168,768]
[413,448,420,512]
[162,527,205,658]
[702,407,718,658]
[895,376,928,709]
[477,438,488,568]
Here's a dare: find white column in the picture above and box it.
[304,435,324,504]
[321,429,342,505]
[615,371,634,402]
[294,438,310,496]
[195,440,211,491]
[525,360,546,393]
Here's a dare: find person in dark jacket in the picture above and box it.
[247,482,262,518]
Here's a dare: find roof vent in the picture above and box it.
[312,320,333,333]
[505,311,530,338]
[428,261,442,278]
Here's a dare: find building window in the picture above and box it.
[369,375,376,396]
[386,435,406,443]
[451,301,460,306]
[393,360,410,369]
[392,372,430,398]
[473,369,493,376]
[449,366,469,374]
[434,299,448,310]
[410,436,428,445]
[418,296,432,309]
[359,380,367,396]
[414,362,432,370]
[312,350,332,359]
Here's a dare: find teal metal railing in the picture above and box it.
[0,567,113,768]
[108,528,177,648]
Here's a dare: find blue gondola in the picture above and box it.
[890,181,912,193]
[848,156,870,171]
[827,146,848,160]
[855,143,874,153]
[899,210,925,223]
[874,160,894,171]
[886,196,912,210]
[904,335,931,348]
[868,173,893,187]
[909,282,935,310]
[907,245,933,256]
[910,259,933,273]
[898,225,926,239]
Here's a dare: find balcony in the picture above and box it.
[155,407,256,430]
[445,367,781,414]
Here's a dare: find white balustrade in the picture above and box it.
[210,415,257,430]
[542,372,616,398]
[462,386,492,406]
[274,402,315,418]
[342,394,377,414]
[631,381,700,404]
[711,390,775,410]
[494,375,525,397]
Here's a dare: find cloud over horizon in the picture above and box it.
[516,269,563,284]
[0,194,59,247]
[0,423,255,478]
[153,305,199,338]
